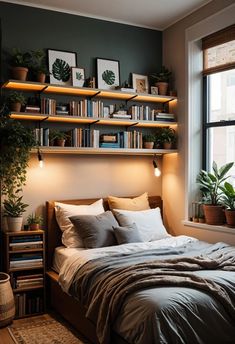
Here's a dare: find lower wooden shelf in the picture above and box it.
[32,147,177,155]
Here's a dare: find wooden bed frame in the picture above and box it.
[46,196,163,344]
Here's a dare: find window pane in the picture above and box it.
[208,126,235,183]
[209,69,235,122]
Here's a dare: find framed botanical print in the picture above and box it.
[132,73,149,94]
[72,67,85,87]
[96,58,120,90]
[48,49,77,85]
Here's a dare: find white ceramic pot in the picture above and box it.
[7,216,23,232]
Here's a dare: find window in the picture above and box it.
[202,25,235,181]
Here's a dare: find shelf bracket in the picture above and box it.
[90,91,101,99]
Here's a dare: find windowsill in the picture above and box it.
[182,220,235,235]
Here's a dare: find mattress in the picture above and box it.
[53,246,85,273]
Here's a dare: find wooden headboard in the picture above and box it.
[46,196,163,269]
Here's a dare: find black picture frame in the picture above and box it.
[48,49,77,85]
[96,58,120,90]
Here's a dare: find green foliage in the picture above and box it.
[29,49,49,75]
[76,72,83,80]
[143,133,155,142]
[0,105,36,203]
[10,48,31,68]
[158,127,176,144]
[49,129,67,141]
[3,195,28,217]
[102,70,115,85]
[150,66,172,83]
[8,92,26,105]
[27,213,43,225]
[196,161,234,205]
[52,59,70,82]
[220,182,235,210]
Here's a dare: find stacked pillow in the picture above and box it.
[55,193,169,249]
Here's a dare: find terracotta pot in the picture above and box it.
[163,142,172,149]
[29,223,40,231]
[0,272,15,327]
[55,139,65,147]
[11,67,28,81]
[203,205,225,225]
[10,102,21,112]
[37,72,46,83]
[155,82,168,96]
[7,216,23,232]
[143,141,154,149]
[225,209,235,227]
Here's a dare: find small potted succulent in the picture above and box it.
[27,213,43,231]
[49,129,68,147]
[150,66,172,95]
[8,92,26,112]
[143,133,155,149]
[220,181,235,227]
[9,48,31,81]
[3,195,28,232]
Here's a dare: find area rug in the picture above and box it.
[8,314,90,344]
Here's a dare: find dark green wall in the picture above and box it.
[0,2,162,84]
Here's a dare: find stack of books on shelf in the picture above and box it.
[14,293,43,317]
[71,128,100,148]
[100,133,120,148]
[10,252,43,269]
[56,105,69,116]
[154,112,175,122]
[110,111,131,120]
[129,105,155,121]
[99,131,142,149]
[25,105,40,113]
[70,99,104,117]
[41,98,56,115]
[12,273,44,290]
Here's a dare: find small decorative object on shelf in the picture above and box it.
[3,230,45,319]
[150,66,172,96]
[132,73,149,94]
[143,134,155,149]
[27,213,43,231]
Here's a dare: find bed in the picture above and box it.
[46,196,235,344]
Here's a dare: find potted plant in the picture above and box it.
[143,133,155,149]
[159,127,176,149]
[8,91,26,112]
[9,48,31,81]
[27,213,43,231]
[3,195,28,231]
[29,49,49,83]
[49,129,67,147]
[196,161,234,225]
[150,66,172,95]
[0,105,36,231]
[220,182,235,227]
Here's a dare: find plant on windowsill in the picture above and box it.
[143,134,155,149]
[27,213,43,231]
[0,104,36,231]
[220,182,235,227]
[150,66,172,95]
[196,161,234,225]
[8,92,26,112]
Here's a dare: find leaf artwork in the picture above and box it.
[52,58,70,82]
[76,72,83,80]
[102,70,115,85]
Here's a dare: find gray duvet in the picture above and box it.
[69,240,235,344]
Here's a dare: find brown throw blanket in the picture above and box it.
[71,246,235,344]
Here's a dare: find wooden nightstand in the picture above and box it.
[3,230,45,318]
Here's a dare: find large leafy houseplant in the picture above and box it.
[220,182,235,227]
[196,161,234,225]
[0,105,36,230]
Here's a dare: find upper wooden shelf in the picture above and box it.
[10,112,177,128]
[2,80,177,104]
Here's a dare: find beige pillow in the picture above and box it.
[55,199,105,248]
[107,192,150,211]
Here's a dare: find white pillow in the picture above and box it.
[113,207,169,242]
[55,199,105,248]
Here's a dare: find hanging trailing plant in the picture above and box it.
[0,104,36,212]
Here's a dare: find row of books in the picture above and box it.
[10,253,43,268]
[155,112,175,122]
[10,235,42,243]
[11,273,44,290]
[15,293,43,317]
[70,99,104,117]
[41,98,57,115]
[10,240,43,251]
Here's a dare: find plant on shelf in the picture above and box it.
[196,161,234,225]
[158,127,176,149]
[29,49,49,83]
[220,182,235,227]
[49,129,68,147]
[27,213,43,231]
[150,66,172,96]
[143,133,155,149]
[9,48,31,81]
[0,105,36,231]
[8,92,26,112]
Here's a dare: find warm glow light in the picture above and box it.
[39,160,44,168]
[154,167,161,177]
